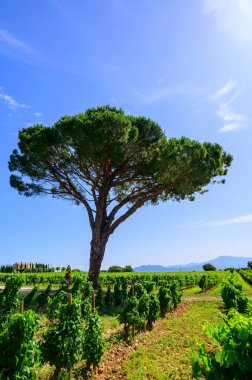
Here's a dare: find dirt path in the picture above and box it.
[89,300,193,380]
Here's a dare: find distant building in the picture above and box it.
[13,262,35,270]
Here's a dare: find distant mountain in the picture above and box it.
[134,256,252,272]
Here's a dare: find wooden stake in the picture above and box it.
[131,285,135,338]
[91,289,95,312]
[19,300,24,314]
[131,285,135,296]
[68,292,72,307]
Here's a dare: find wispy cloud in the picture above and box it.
[48,0,72,20]
[0,28,37,59]
[217,104,247,123]
[203,214,252,227]
[0,28,32,53]
[211,79,248,133]
[218,123,244,133]
[181,214,252,228]
[211,79,235,100]
[203,0,252,44]
[133,84,204,104]
[0,87,30,110]
[34,112,42,117]
[0,28,43,64]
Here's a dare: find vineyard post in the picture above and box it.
[68,292,72,307]
[91,289,95,313]
[19,300,24,314]
[131,285,135,339]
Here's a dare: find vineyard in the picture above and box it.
[0,270,251,379]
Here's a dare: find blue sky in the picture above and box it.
[1,0,252,270]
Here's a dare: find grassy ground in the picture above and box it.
[121,301,222,380]
[182,272,252,299]
[119,273,252,380]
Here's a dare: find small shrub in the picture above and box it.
[0,310,40,379]
[41,297,83,375]
[158,286,172,317]
[147,292,160,330]
[82,311,104,369]
[192,310,252,379]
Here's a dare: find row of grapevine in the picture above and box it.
[198,272,222,291]
[239,268,252,284]
[221,273,249,313]
[192,272,252,379]
[117,280,182,341]
[0,270,226,288]
[0,279,181,377]
[0,276,24,325]
[0,289,104,379]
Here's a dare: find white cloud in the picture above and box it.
[205,214,252,227]
[133,84,204,104]
[34,112,42,117]
[0,87,30,110]
[211,79,248,133]
[211,79,235,100]
[0,29,31,51]
[217,104,247,123]
[218,123,244,132]
[0,28,37,60]
[203,0,252,44]
[183,214,252,228]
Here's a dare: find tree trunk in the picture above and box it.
[88,227,108,288]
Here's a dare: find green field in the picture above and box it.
[1,270,252,379]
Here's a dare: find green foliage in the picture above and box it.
[46,290,67,321]
[247,261,252,269]
[0,270,224,289]
[143,281,155,294]
[108,265,134,273]
[198,273,220,292]
[119,296,140,326]
[203,263,217,271]
[0,264,14,273]
[81,297,92,321]
[95,285,105,309]
[41,297,83,372]
[137,291,151,330]
[147,293,160,330]
[113,281,122,306]
[0,276,23,324]
[71,275,85,296]
[35,284,52,309]
[119,297,141,340]
[83,281,93,298]
[9,106,232,203]
[24,285,39,309]
[82,311,104,368]
[240,269,252,284]
[104,286,113,307]
[221,276,249,313]
[120,277,129,301]
[134,282,146,298]
[192,310,252,379]
[123,265,134,272]
[0,310,40,379]
[158,285,172,317]
[169,281,182,308]
[108,265,123,273]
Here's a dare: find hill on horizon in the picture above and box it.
[134,255,252,272]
